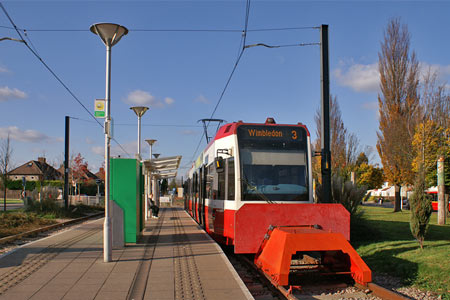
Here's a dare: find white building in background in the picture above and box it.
[367,182,411,199]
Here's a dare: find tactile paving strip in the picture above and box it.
[0,226,100,295]
[173,211,206,300]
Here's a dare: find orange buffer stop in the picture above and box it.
[254,226,372,286]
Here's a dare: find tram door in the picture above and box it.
[198,165,207,228]
[193,172,198,221]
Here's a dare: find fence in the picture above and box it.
[68,195,104,207]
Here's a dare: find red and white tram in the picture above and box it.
[184,118,372,286]
[185,118,349,253]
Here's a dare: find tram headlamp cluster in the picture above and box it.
[215,157,224,173]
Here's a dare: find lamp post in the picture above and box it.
[144,139,156,220]
[90,22,128,263]
[130,106,149,159]
[145,139,157,160]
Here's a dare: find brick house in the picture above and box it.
[8,157,62,181]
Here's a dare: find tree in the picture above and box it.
[412,120,450,188]
[160,178,168,195]
[377,18,420,212]
[355,152,369,167]
[72,153,89,195]
[313,95,361,181]
[168,178,177,191]
[356,163,384,190]
[414,70,450,190]
[0,134,13,211]
[409,165,433,249]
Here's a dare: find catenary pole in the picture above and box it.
[320,24,331,203]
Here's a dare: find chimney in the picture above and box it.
[38,157,46,164]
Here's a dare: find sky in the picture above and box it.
[1,1,450,177]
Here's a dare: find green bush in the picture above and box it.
[410,167,433,249]
[6,180,36,191]
[80,183,102,196]
[7,180,65,191]
[316,175,369,218]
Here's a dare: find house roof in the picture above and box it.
[10,158,62,179]
[57,165,99,182]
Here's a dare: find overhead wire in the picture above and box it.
[244,42,320,49]
[183,0,251,169]
[2,26,318,33]
[0,2,131,157]
[66,117,202,128]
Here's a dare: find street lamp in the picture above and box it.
[90,22,128,263]
[153,153,160,159]
[130,106,149,159]
[144,139,156,221]
[145,139,157,160]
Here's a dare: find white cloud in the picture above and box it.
[362,101,378,111]
[334,61,450,94]
[164,97,174,105]
[91,146,104,156]
[111,141,138,157]
[333,63,379,93]
[0,86,27,102]
[194,94,209,104]
[0,126,59,143]
[419,62,450,82]
[123,90,163,108]
[0,66,8,73]
[85,137,95,145]
[181,130,197,135]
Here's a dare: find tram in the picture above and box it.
[184,118,371,286]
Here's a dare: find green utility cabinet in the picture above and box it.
[110,158,144,244]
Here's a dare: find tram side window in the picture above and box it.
[217,170,225,200]
[194,173,198,196]
[227,158,235,200]
[206,164,213,199]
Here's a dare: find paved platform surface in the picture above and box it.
[0,207,253,300]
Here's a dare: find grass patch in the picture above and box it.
[0,199,24,204]
[0,203,103,239]
[352,206,450,298]
[0,211,56,238]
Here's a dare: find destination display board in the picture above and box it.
[237,125,306,142]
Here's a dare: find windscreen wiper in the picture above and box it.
[241,176,275,204]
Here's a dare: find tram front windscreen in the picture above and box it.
[237,125,309,202]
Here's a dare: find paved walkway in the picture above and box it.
[0,207,253,300]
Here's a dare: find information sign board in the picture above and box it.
[94,99,106,118]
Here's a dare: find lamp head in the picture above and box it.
[153,153,160,159]
[130,106,149,117]
[145,139,157,146]
[90,23,128,47]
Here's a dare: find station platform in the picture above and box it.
[0,207,254,300]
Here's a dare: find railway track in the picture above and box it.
[223,247,411,300]
[127,207,209,300]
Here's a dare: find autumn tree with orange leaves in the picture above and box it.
[313,95,361,182]
[377,18,420,212]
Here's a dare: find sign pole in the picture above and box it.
[64,116,70,210]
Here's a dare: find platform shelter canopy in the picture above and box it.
[143,155,181,179]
